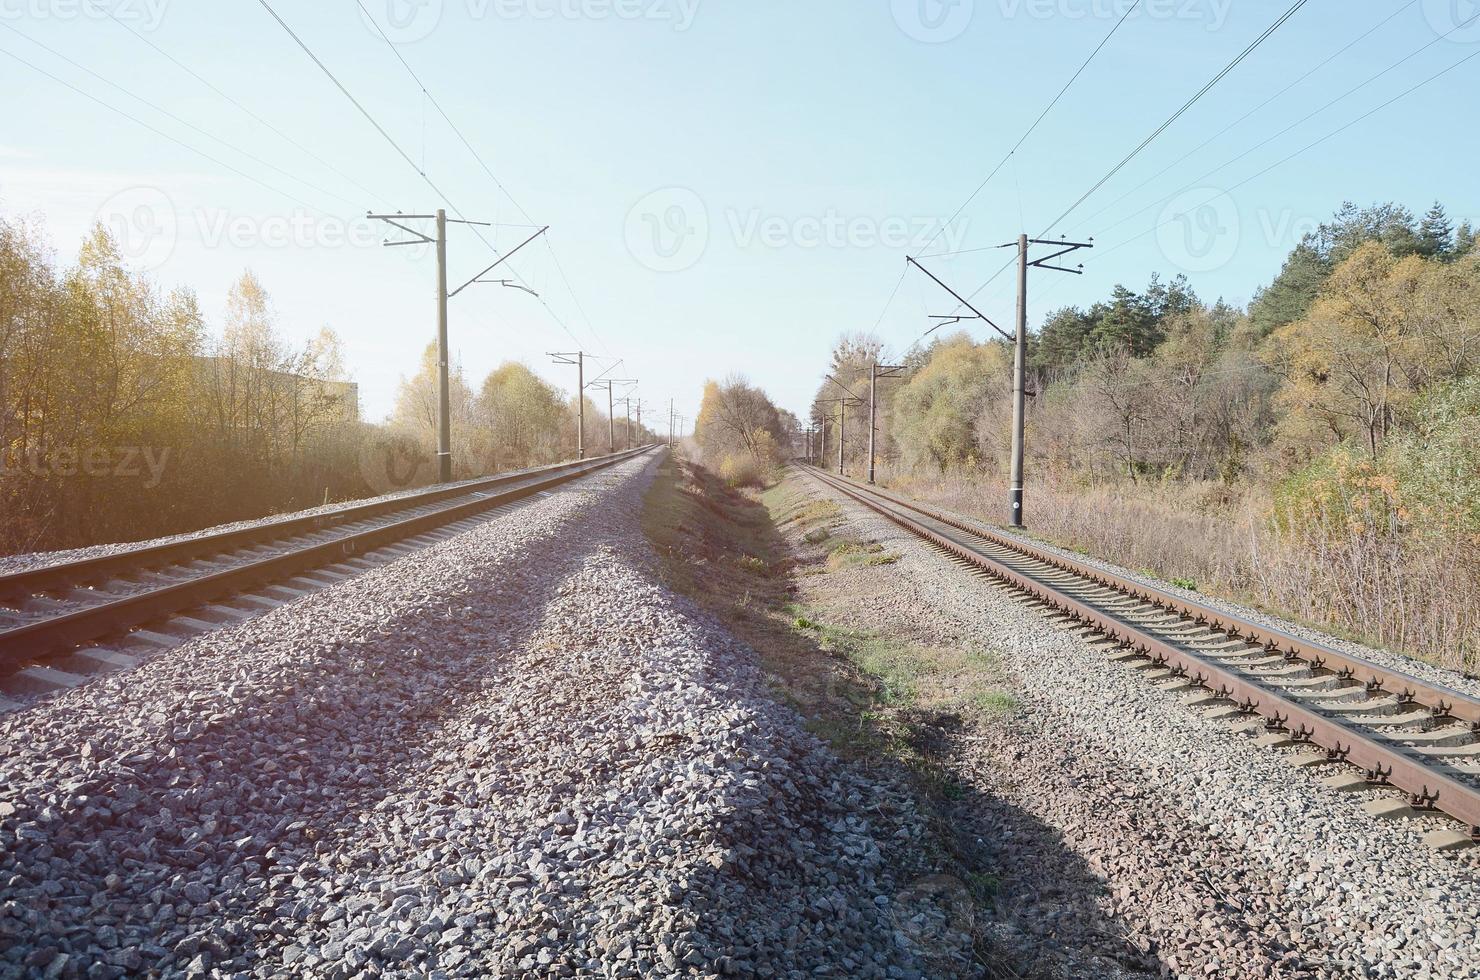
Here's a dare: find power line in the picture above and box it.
[0,45,322,213]
[1086,7,1480,243]
[355,0,531,220]
[1028,45,1480,313]
[1,22,358,209]
[937,0,1312,323]
[918,0,1142,255]
[1040,0,1310,236]
[255,0,427,181]
[355,0,611,356]
[1071,0,1419,234]
[98,4,387,205]
[256,0,592,352]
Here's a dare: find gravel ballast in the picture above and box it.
[798,471,1480,980]
[0,454,967,978]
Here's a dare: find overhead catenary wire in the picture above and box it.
[1039,0,1310,237]
[96,4,388,205]
[355,0,611,357]
[0,45,324,214]
[935,0,1312,324]
[1,23,358,210]
[1029,44,1480,313]
[256,0,593,352]
[1081,7,1480,244]
[1069,0,1420,234]
[918,0,1143,256]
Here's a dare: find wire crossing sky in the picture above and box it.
[2,1,1475,421]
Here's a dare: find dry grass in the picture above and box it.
[881,467,1479,673]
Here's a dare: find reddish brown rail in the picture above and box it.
[806,466,1480,837]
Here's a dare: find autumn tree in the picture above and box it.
[477,362,567,469]
[694,375,786,484]
[1261,243,1480,461]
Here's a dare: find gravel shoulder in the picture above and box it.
[895,485,1480,699]
[0,452,960,978]
[794,468,1480,980]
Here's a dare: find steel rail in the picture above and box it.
[0,448,652,669]
[822,470,1480,729]
[805,466,1480,834]
[0,447,649,604]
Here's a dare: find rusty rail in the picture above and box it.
[805,466,1480,836]
[1,448,653,670]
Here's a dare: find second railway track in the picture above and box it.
[0,447,652,708]
[804,464,1480,850]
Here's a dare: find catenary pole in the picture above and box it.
[1010,233,1028,526]
[369,212,539,482]
[434,210,452,481]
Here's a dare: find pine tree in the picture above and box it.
[1418,201,1454,259]
[1455,221,1477,258]
[1092,285,1160,357]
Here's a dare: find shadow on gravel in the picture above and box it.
[5,479,635,973]
[643,458,1160,980]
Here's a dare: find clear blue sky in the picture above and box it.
[3,0,1477,424]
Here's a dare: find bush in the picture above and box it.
[718,453,765,488]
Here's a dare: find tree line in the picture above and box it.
[0,216,650,555]
[807,200,1479,662]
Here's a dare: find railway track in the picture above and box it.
[0,447,652,708]
[804,465,1480,849]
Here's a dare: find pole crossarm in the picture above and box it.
[584,358,626,387]
[905,256,1012,342]
[1027,237,1094,274]
[449,225,550,298]
[823,375,866,404]
[367,213,436,246]
[549,352,587,458]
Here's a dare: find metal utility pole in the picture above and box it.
[819,414,838,466]
[434,210,451,481]
[1010,234,1029,527]
[838,401,846,475]
[548,352,586,458]
[369,211,547,482]
[1010,234,1093,526]
[668,399,674,447]
[868,363,907,485]
[587,375,636,455]
[906,238,1089,526]
[822,376,865,478]
[620,396,634,450]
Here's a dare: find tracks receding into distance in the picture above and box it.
[803,465,1480,846]
[0,448,652,707]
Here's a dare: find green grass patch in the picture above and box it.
[824,540,902,572]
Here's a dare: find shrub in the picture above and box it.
[717,453,764,488]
